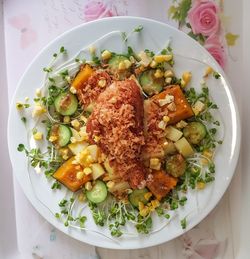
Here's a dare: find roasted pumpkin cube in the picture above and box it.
[71,64,94,90]
[53,157,91,192]
[147,170,177,200]
[152,85,194,124]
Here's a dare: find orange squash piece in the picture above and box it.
[147,170,177,200]
[152,85,194,124]
[53,157,91,192]
[71,64,94,90]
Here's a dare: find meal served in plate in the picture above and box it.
[16,28,222,237]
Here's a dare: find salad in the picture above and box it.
[16,27,222,237]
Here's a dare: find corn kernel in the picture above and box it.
[86,155,93,164]
[83,167,92,175]
[98,79,107,88]
[182,71,192,84]
[158,120,167,129]
[71,119,80,129]
[63,116,70,123]
[151,199,160,208]
[163,115,170,123]
[70,86,76,94]
[107,181,115,189]
[70,137,76,143]
[94,135,101,142]
[150,158,160,167]
[140,206,150,217]
[138,201,145,211]
[33,132,43,141]
[165,77,172,84]
[85,181,92,191]
[197,182,205,190]
[32,104,46,117]
[204,66,214,77]
[78,193,86,202]
[144,192,152,201]
[149,60,157,68]
[164,70,174,78]
[49,135,58,142]
[16,102,24,110]
[80,116,88,123]
[124,59,132,69]
[181,79,187,88]
[154,54,172,63]
[36,88,42,97]
[154,69,164,78]
[118,61,126,70]
[101,50,112,60]
[76,171,84,180]
[176,120,188,129]
[62,155,69,160]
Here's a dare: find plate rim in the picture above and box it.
[7,16,241,249]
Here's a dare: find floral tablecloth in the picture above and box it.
[3,0,242,258]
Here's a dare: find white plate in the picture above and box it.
[8,17,240,249]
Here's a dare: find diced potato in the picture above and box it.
[91,163,106,180]
[147,170,177,200]
[68,141,89,155]
[53,157,91,192]
[165,126,183,142]
[86,145,99,162]
[108,181,130,193]
[152,85,194,124]
[71,64,94,90]
[174,137,194,157]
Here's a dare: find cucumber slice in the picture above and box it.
[108,55,129,71]
[183,122,206,144]
[58,125,72,147]
[50,124,72,147]
[166,154,186,177]
[129,188,148,207]
[54,91,78,116]
[86,180,107,204]
[108,55,131,80]
[139,69,164,96]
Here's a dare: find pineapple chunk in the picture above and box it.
[68,141,89,155]
[174,137,194,157]
[91,163,105,180]
[86,145,99,162]
[165,126,183,142]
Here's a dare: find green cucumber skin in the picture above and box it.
[166,154,186,178]
[129,188,148,207]
[54,92,78,116]
[58,125,72,147]
[183,122,207,144]
[108,55,129,71]
[139,70,164,96]
[86,180,108,204]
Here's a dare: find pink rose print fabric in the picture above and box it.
[8,14,37,49]
[84,1,118,22]
[188,1,220,36]
[168,0,238,69]
[204,34,226,68]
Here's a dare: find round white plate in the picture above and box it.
[8,17,240,249]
